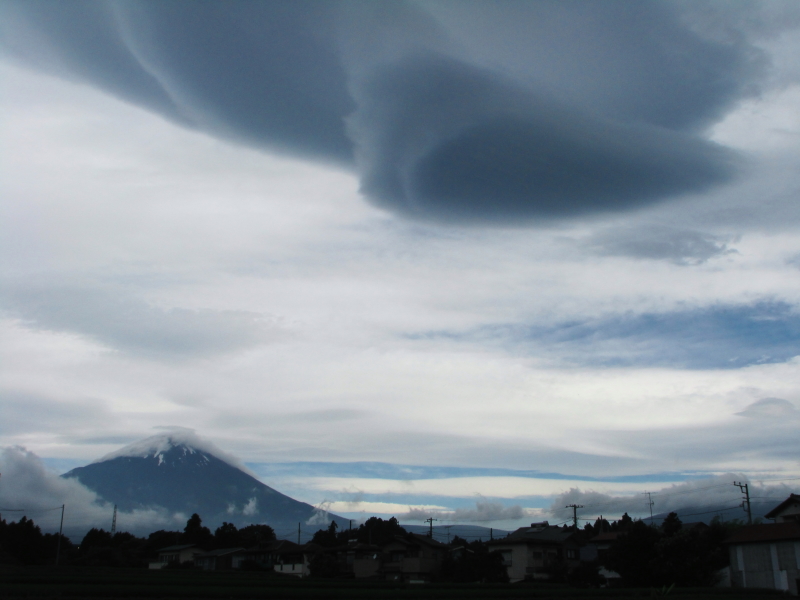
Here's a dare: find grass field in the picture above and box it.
[0,566,787,599]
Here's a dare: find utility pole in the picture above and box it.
[734,481,753,525]
[643,492,654,525]
[111,504,117,535]
[566,504,584,529]
[55,504,65,566]
[298,522,301,545]
[424,517,437,538]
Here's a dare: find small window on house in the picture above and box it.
[500,551,512,566]
[566,549,578,560]
[390,551,404,562]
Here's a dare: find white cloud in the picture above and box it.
[0,446,182,536]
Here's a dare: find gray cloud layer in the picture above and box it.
[0,0,772,224]
[401,499,526,523]
[0,281,281,358]
[586,226,737,265]
[548,475,798,522]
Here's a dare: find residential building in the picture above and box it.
[725,495,800,596]
[488,521,581,582]
[231,540,311,576]
[766,494,800,524]
[195,547,245,571]
[148,544,201,569]
[581,531,621,583]
[381,534,447,582]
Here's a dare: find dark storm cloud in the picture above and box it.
[0,281,283,358]
[349,54,738,223]
[586,226,737,264]
[414,301,800,369]
[0,0,354,162]
[0,0,767,223]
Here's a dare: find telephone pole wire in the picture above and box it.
[565,504,584,529]
[643,492,654,525]
[424,517,438,538]
[733,481,753,525]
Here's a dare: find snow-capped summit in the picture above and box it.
[64,431,345,534]
[95,429,253,474]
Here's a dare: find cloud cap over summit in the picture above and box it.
[0,0,763,224]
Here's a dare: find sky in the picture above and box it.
[1,0,800,534]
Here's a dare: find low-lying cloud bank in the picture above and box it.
[548,474,799,524]
[400,499,531,523]
[0,446,182,537]
[1,0,787,224]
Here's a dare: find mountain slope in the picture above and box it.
[63,433,342,533]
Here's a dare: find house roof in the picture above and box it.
[764,494,800,519]
[157,544,198,552]
[589,532,621,543]
[409,533,448,548]
[723,522,800,545]
[489,525,575,546]
[385,533,448,549]
[195,547,245,558]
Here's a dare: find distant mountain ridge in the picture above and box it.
[63,433,345,535]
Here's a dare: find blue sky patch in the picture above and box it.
[246,461,711,484]
[411,301,800,369]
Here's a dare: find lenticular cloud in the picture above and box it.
[0,0,766,223]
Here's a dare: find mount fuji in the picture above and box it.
[63,431,344,534]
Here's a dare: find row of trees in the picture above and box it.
[1,511,739,587]
[603,513,735,588]
[0,513,275,568]
[539,512,738,588]
[0,513,508,583]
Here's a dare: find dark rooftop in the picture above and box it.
[724,522,800,545]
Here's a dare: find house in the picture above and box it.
[488,521,581,582]
[231,540,312,576]
[348,542,382,579]
[580,531,619,563]
[148,544,201,569]
[581,531,621,583]
[272,541,312,577]
[194,547,244,571]
[766,494,800,524]
[725,495,800,596]
[380,534,447,582]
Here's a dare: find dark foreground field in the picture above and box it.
[0,566,786,600]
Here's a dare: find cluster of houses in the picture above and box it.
[149,493,800,595]
[149,532,449,583]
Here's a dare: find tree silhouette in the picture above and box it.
[181,513,212,548]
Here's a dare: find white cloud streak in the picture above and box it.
[0,446,182,537]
